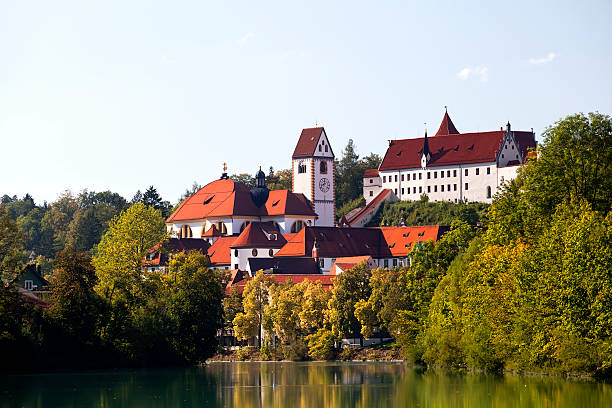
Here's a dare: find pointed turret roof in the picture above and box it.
[423,130,430,157]
[435,110,460,136]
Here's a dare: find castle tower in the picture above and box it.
[292,127,335,227]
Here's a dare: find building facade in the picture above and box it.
[364,111,536,204]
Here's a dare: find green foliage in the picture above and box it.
[327,262,372,339]
[306,328,336,360]
[46,249,102,345]
[335,139,382,210]
[0,205,25,284]
[232,270,274,347]
[372,200,488,228]
[266,168,292,191]
[230,173,256,189]
[166,251,224,363]
[92,203,167,306]
[222,286,243,327]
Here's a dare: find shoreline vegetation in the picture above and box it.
[1,113,611,380]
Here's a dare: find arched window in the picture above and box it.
[216,222,227,235]
[320,161,327,174]
[240,221,251,233]
[252,248,258,257]
[487,186,492,199]
[179,225,192,239]
[298,161,307,174]
[291,220,305,233]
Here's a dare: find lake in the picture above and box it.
[1,362,610,407]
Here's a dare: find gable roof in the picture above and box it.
[202,224,222,237]
[167,180,316,223]
[513,131,537,160]
[207,236,236,266]
[248,257,320,275]
[274,225,449,259]
[231,222,287,249]
[435,111,460,136]
[292,127,333,158]
[380,131,506,171]
[363,169,380,178]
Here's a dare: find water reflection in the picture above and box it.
[1,362,610,407]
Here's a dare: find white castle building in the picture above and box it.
[363,110,537,205]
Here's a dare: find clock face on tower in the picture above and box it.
[319,177,330,193]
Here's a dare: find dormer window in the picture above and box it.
[203,195,214,205]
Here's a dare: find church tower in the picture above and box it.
[292,127,335,227]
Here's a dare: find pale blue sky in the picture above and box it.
[1,0,611,204]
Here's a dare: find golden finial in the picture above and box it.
[223,162,227,172]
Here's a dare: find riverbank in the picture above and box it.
[208,344,402,363]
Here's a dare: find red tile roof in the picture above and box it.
[435,111,460,136]
[346,189,392,226]
[380,131,506,171]
[513,131,537,161]
[292,127,326,158]
[274,226,384,258]
[230,222,287,249]
[379,225,449,257]
[207,236,236,266]
[363,169,380,178]
[330,256,373,275]
[274,225,448,259]
[144,238,210,267]
[167,179,316,222]
[202,224,222,237]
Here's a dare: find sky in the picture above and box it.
[1,0,611,205]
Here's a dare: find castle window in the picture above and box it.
[298,161,306,174]
[291,220,305,233]
[319,145,322,152]
[369,179,373,183]
[401,188,404,195]
[216,222,227,235]
[465,169,469,176]
[441,185,444,192]
[441,171,444,178]
[240,221,251,233]
[325,145,328,152]
[427,172,431,179]
[383,176,386,183]
[487,167,491,175]
[419,187,422,193]
[179,225,193,239]
[454,184,457,191]
[465,183,469,190]
[401,174,404,181]
[434,171,437,179]
[394,175,398,182]
[476,168,480,175]
[448,184,451,191]
[394,189,397,195]
[320,161,327,174]
[453,170,457,177]
[434,185,437,192]
[234,249,238,257]
[252,248,258,257]
[234,264,238,269]
[384,260,389,268]
[413,187,416,194]
[269,249,274,256]
[487,186,492,198]
[412,173,416,180]
[447,170,450,177]
[511,145,514,150]
[502,154,505,159]
[370,191,373,197]
[427,186,431,193]
[419,173,422,180]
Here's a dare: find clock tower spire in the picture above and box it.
[291,126,335,226]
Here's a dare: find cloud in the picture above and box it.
[236,32,255,48]
[457,66,488,82]
[528,52,558,65]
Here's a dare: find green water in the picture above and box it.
[1,362,610,407]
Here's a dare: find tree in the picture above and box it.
[327,262,371,342]
[47,249,101,345]
[0,205,24,284]
[522,112,612,214]
[223,287,243,327]
[142,186,172,218]
[180,181,202,201]
[166,251,224,363]
[92,203,167,306]
[230,173,256,189]
[299,280,331,334]
[232,270,274,347]
[266,169,292,191]
[335,139,361,210]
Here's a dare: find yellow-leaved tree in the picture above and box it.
[92,202,167,305]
